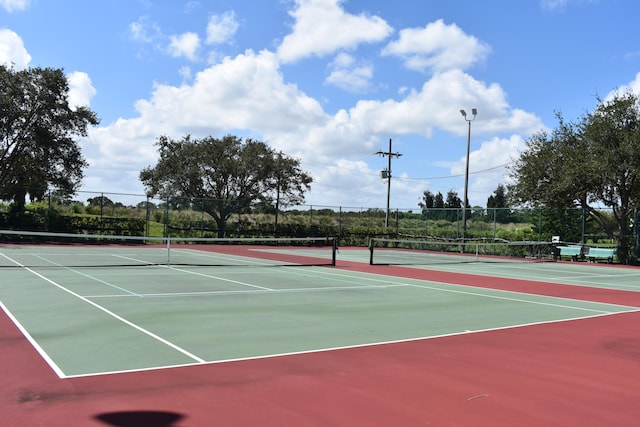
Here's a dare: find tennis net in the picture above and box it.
[0,230,337,268]
[369,238,556,265]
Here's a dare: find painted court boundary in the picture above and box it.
[2,260,637,379]
[4,260,640,425]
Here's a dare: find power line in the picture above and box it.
[397,162,513,181]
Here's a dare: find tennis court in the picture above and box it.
[3,232,640,426]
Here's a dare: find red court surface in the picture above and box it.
[3,261,640,426]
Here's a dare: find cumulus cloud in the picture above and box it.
[128,16,162,44]
[80,45,543,207]
[67,71,97,110]
[628,72,640,94]
[277,0,393,63]
[381,20,491,73]
[605,72,640,100]
[206,11,239,45]
[0,0,29,12]
[450,135,526,206]
[325,52,373,93]
[80,1,545,208]
[131,50,326,135]
[168,32,201,60]
[0,29,31,69]
[337,70,543,139]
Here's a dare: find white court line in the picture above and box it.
[114,251,277,291]
[7,258,636,379]
[31,254,142,297]
[88,263,638,314]
[286,266,640,312]
[170,248,279,266]
[1,261,206,377]
[0,301,66,378]
[163,264,276,291]
[89,283,402,298]
[62,309,637,379]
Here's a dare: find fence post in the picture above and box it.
[493,208,497,241]
[395,209,399,237]
[424,209,429,235]
[538,208,543,242]
[581,208,586,244]
[145,195,150,237]
[45,190,50,231]
[164,197,169,238]
[633,207,638,265]
[100,192,104,234]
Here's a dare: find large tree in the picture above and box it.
[139,134,313,236]
[508,92,640,263]
[0,65,99,211]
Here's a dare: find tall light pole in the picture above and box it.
[460,108,477,245]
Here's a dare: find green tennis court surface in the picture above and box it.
[2,251,637,378]
[340,247,640,293]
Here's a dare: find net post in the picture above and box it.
[331,237,337,266]
[369,239,374,265]
[166,237,171,266]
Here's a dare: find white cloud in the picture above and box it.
[183,1,200,14]
[206,11,239,45]
[340,70,543,139]
[128,16,162,44]
[134,50,326,133]
[541,0,568,10]
[540,0,597,11]
[606,72,640,100]
[0,0,29,12]
[277,0,393,63]
[0,28,31,69]
[325,52,373,93]
[629,72,640,94]
[450,135,526,206]
[305,158,420,208]
[80,49,327,192]
[381,19,491,73]
[67,71,97,109]
[80,47,544,207]
[168,32,201,60]
[179,65,193,82]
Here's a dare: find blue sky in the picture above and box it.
[2,0,639,210]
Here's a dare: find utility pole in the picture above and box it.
[375,138,402,228]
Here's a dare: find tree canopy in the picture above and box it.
[0,65,99,211]
[508,91,640,263]
[139,134,313,236]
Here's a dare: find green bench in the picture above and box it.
[587,247,616,263]
[557,246,583,261]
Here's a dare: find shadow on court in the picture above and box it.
[95,410,184,427]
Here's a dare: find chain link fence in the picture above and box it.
[1,187,638,264]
